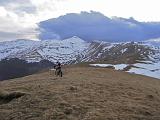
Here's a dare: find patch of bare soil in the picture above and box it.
[0,67,160,120]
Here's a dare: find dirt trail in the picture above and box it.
[0,67,160,120]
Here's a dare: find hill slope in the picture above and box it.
[0,66,160,120]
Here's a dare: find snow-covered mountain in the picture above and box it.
[0,36,89,63]
[0,37,160,79]
[88,38,160,79]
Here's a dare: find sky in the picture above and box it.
[0,0,160,41]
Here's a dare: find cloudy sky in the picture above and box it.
[0,0,160,41]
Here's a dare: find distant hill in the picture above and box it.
[0,66,160,120]
[0,58,54,81]
[39,11,160,42]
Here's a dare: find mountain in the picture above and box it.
[1,37,160,64]
[0,66,160,120]
[39,11,160,42]
[0,37,89,64]
[0,37,160,79]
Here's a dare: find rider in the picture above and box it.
[56,61,61,69]
[54,61,62,76]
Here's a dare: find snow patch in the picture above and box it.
[90,64,128,70]
[90,63,160,79]
[127,67,160,79]
[120,48,127,53]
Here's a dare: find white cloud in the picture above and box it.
[0,1,39,41]
[54,0,160,22]
[0,7,8,17]
[0,0,66,41]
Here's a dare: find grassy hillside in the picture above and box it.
[0,58,54,81]
[0,66,160,120]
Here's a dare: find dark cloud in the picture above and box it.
[39,11,160,42]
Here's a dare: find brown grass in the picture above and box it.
[0,66,160,120]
